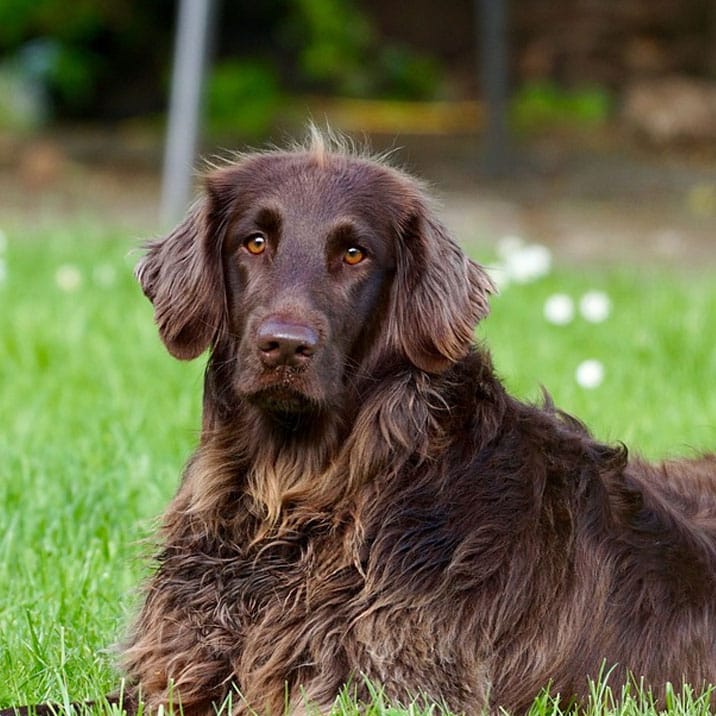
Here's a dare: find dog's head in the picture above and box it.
[137,135,495,419]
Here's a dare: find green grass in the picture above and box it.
[481,263,716,457]
[0,223,714,714]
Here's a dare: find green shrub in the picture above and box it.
[511,81,612,131]
[207,59,283,138]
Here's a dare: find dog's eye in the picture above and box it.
[244,234,267,255]
[343,247,365,266]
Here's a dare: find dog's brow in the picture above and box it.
[327,217,372,243]
[253,205,282,233]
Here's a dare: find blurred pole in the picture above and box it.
[160,0,217,227]
[476,0,509,176]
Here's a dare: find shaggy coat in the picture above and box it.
[120,135,716,715]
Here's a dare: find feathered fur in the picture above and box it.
[118,132,716,715]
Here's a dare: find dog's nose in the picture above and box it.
[256,318,320,368]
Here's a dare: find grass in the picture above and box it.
[0,222,714,713]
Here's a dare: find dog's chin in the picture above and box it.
[247,386,319,417]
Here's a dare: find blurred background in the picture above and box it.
[1,0,715,264]
[2,4,716,702]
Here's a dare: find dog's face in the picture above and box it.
[137,144,495,419]
[218,153,401,415]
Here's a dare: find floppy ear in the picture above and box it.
[390,207,496,374]
[135,201,224,360]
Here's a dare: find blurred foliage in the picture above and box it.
[0,0,106,46]
[376,46,441,101]
[511,81,612,131]
[0,0,442,132]
[0,1,172,123]
[282,0,441,100]
[289,0,375,95]
[207,60,282,138]
[19,38,99,111]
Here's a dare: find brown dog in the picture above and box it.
[4,132,714,716]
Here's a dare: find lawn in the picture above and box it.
[0,223,714,714]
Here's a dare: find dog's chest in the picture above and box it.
[202,516,483,711]
[210,525,364,663]
[157,503,490,713]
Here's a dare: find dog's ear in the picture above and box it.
[136,201,224,360]
[390,206,495,374]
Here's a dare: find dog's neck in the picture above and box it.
[184,348,504,541]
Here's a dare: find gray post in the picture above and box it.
[476,0,509,176]
[160,0,216,227]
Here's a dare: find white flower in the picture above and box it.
[579,291,611,323]
[543,293,575,325]
[485,263,511,290]
[575,359,605,389]
[503,244,552,284]
[496,234,525,260]
[55,264,83,292]
[492,236,552,287]
[93,263,117,288]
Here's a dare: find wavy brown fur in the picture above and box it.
[114,132,716,715]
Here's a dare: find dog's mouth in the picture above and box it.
[237,359,332,419]
[248,385,318,415]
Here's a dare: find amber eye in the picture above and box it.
[244,234,266,255]
[343,247,365,265]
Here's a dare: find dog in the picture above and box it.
[4,132,715,716]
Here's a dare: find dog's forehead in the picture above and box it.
[218,151,416,228]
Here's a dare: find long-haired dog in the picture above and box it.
[4,132,715,716]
